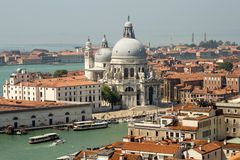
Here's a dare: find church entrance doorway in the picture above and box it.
[149,86,154,105]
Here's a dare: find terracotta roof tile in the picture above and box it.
[167,122,198,131]
[17,76,98,88]
[193,142,221,154]
[122,142,179,154]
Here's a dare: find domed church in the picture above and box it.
[84,17,161,108]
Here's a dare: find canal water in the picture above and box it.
[0,124,127,160]
[0,63,84,96]
[0,63,128,160]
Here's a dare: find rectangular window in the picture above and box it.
[176,133,179,138]
[202,130,211,137]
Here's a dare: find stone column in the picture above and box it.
[121,65,124,81]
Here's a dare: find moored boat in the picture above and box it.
[73,121,108,131]
[28,133,59,144]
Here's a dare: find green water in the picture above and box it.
[0,64,128,160]
[0,63,84,96]
[0,124,127,160]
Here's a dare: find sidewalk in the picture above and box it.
[93,106,169,120]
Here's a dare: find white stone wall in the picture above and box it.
[184,148,222,160]
[0,104,92,128]
[182,119,198,127]
[3,83,101,112]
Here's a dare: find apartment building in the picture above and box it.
[216,101,240,137]
[203,73,226,91]
[162,72,204,103]
[3,69,102,112]
[72,135,240,160]
[226,74,240,92]
[128,104,226,141]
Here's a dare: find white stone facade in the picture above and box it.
[3,70,102,112]
[84,18,161,108]
[0,102,92,128]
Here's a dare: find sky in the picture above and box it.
[0,0,240,47]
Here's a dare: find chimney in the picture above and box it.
[223,139,227,145]
[119,154,124,160]
[207,138,211,143]
[190,142,195,149]
[83,151,86,160]
[199,145,202,151]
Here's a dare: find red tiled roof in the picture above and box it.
[193,142,221,155]
[17,76,98,88]
[122,142,179,154]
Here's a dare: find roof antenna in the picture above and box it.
[128,15,130,21]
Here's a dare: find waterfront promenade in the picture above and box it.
[93,106,169,120]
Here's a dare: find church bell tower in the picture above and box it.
[84,37,94,80]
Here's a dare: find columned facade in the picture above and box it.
[84,18,161,108]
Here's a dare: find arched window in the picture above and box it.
[13,117,18,120]
[31,115,36,119]
[81,110,86,114]
[125,87,134,92]
[65,112,70,115]
[89,96,92,102]
[82,115,85,121]
[48,113,53,117]
[130,68,134,77]
[124,68,128,79]
[142,68,145,72]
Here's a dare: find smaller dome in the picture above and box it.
[95,48,112,63]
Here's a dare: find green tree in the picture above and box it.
[216,62,233,72]
[53,69,68,77]
[199,40,219,49]
[101,84,121,110]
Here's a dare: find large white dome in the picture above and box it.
[111,38,146,60]
[95,48,112,62]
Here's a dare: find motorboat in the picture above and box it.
[29,133,59,144]
[73,120,108,131]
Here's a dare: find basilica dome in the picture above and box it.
[111,38,146,59]
[111,18,147,63]
[95,48,112,62]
